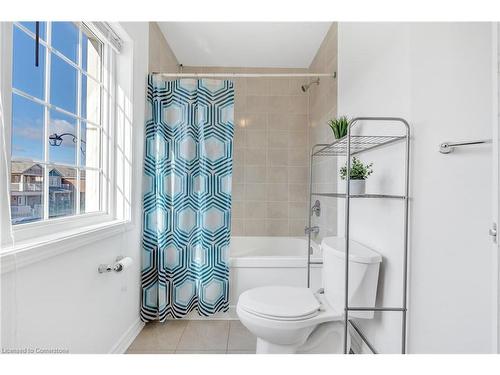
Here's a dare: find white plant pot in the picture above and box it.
[349,180,366,195]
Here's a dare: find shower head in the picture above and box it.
[301,78,320,92]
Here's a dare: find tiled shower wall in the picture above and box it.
[308,23,338,242]
[182,67,311,236]
[152,22,338,238]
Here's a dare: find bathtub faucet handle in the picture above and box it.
[304,226,320,235]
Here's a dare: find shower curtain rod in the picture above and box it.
[152,72,336,78]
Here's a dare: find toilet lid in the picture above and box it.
[238,286,321,319]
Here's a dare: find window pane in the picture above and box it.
[50,53,78,114]
[48,166,76,218]
[12,94,44,161]
[18,22,47,41]
[49,110,77,165]
[12,26,45,99]
[10,161,44,224]
[82,30,102,80]
[80,169,100,213]
[80,122,100,168]
[51,22,79,63]
[81,74,101,124]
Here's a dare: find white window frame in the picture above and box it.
[0,22,125,244]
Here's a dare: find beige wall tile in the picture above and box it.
[267,167,288,183]
[247,78,269,96]
[247,96,268,113]
[233,166,244,184]
[288,131,308,149]
[288,149,308,166]
[245,113,267,130]
[267,183,288,202]
[289,167,308,183]
[246,130,267,148]
[234,96,246,114]
[232,183,244,201]
[268,114,289,131]
[289,184,307,202]
[288,202,306,219]
[267,202,288,219]
[245,183,267,201]
[245,148,267,166]
[268,78,290,95]
[268,132,288,148]
[235,113,247,129]
[245,220,266,236]
[289,219,306,236]
[268,149,288,166]
[268,96,290,114]
[289,96,308,114]
[232,201,245,219]
[233,128,246,149]
[245,166,267,183]
[233,149,244,166]
[231,219,245,236]
[266,220,289,236]
[288,114,308,131]
[245,201,267,219]
[233,78,247,96]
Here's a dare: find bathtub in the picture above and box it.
[227,236,323,317]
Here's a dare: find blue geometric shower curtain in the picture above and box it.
[141,76,234,321]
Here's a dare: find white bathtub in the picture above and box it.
[227,236,323,317]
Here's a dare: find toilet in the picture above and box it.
[236,236,382,354]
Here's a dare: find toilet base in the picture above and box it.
[256,338,301,354]
[254,322,350,354]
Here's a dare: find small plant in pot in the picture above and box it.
[328,116,350,139]
[340,157,374,195]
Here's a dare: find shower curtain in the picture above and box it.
[141,76,234,321]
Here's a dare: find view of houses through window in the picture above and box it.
[10,22,104,224]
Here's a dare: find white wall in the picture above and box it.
[338,22,496,353]
[0,22,148,353]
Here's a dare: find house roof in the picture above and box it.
[11,162,77,177]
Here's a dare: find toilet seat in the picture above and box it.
[238,286,323,321]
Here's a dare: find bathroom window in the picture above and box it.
[9,22,105,225]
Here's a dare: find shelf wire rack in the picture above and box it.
[306,117,410,354]
[313,135,406,157]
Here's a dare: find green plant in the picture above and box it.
[340,157,374,180]
[328,116,350,139]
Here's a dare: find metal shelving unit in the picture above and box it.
[306,117,410,354]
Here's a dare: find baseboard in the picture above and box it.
[109,318,145,354]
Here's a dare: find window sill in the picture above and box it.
[0,219,134,274]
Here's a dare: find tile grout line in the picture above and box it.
[225,320,232,354]
[174,319,190,353]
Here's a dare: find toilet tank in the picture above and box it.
[321,237,382,319]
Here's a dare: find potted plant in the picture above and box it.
[328,116,350,139]
[340,157,374,195]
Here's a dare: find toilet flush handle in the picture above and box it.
[489,223,497,242]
